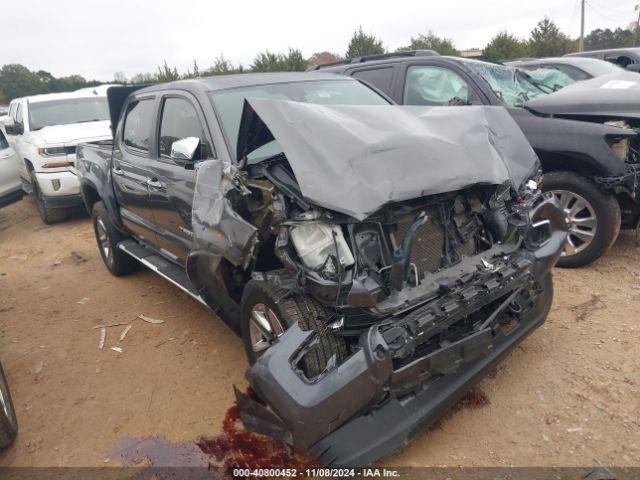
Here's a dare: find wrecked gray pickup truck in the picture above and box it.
[76,75,566,466]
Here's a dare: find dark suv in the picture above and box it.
[316,51,640,268]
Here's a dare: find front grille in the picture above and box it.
[395,208,444,277]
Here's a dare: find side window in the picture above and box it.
[15,104,23,125]
[123,99,154,153]
[158,97,212,158]
[551,65,590,81]
[352,68,394,94]
[403,66,470,106]
[0,129,8,149]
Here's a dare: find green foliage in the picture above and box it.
[483,31,530,60]
[251,48,308,72]
[157,60,180,83]
[585,27,635,50]
[528,17,572,57]
[0,64,43,100]
[401,31,459,56]
[346,26,385,58]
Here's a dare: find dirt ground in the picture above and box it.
[0,198,638,469]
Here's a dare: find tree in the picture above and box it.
[402,31,459,56]
[307,51,342,67]
[346,26,385,58]
[585,27,634,50]
[157,60,180,82]
[113,72,127,84]
[129,72,156,84]
[251,48,307,72]
[483,31,529,60]
[0,64,42,101]
[528,17,572,57]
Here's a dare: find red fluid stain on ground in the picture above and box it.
[196,389,317,477]
[430,387,490,430]
[108,387,316,479]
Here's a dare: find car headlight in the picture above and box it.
[290,222,355,274]
[38,146,68,157]
[604,120,631,161]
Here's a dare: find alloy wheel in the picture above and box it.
[96,218,113,266]
[548,190,597,257]
[0,372,16,429]
[248,303,285,354]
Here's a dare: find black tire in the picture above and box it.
[91,201,138,276]
[0,361,18,448]
[30,171,66,225]
[543,171,621,268]
[240,279,348,378]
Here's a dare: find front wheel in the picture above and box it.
[543,171,621,268]
[30,171,66,225]
[240,280,347,378]
[92,201,138,276]
[0,361,18,448]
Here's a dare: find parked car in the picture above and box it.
[2,89,112,224]
[316,52,640,267]
[506,57,625,83]
[565,47,640,69]
[0,125,24,209]
[0,359,18,448]
[76,75,565,465]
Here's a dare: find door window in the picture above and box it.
[0,129,8,149]
[123,99,154,153]
[403,66,470,106]
[158,97,212,158]
[352,67,395,93]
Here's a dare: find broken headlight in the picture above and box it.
[604,120,631,161]
[290,222,355,274]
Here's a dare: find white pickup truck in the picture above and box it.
[3,88,112,223]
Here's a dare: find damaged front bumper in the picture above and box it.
[237,197,566,466]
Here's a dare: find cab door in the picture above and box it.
[146,93,215,263]
[112,95,160,246]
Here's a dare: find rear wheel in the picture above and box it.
[240,280,347,378]
[92,201,138,276]
[0,361,17,448]
[30,171,66,225]
[543,171,621,268]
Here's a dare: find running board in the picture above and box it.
[117,239,208,307]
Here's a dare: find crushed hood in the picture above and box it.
[29,120,112,146]
[525,72,640,119]
[237,99,538,221]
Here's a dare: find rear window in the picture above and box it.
[123,99,155,153]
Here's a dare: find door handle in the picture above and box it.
[146,178,165,190]
[113,166,125,176]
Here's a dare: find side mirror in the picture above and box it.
[626,63,640,72]
[4,121,22,135]
[170,137,200,167]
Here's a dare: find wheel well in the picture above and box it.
[81,184,100,213]
[536,151,605,177]
[24,159,34,171]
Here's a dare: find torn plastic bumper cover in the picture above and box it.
[237,197,566,465]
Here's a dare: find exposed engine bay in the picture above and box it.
[187,100,567,466]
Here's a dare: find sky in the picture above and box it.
[1,0,637,81]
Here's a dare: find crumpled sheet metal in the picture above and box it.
[243,99,539,221]
[191,159,257,267]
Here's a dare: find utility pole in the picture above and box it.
[635,4,640,47]
[579,0,585,52]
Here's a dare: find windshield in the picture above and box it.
[28,97,109,130]
[209,79,390,162]
[582,59,625,77]
[462,59,549,107]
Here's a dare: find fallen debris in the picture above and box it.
[34,360,44,382]
[8,255,27,262]
[93,322,129,330]
[77,297,90,305]
[111,347,123,353]
[119,324,133,341]
[137,315,165,325]
[98,328,106,350]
